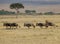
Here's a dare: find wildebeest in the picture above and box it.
[45,20,58,28]
[3,23,20,29]
[24,23,35,28]
[36,23,47,28]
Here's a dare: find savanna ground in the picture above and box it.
[0,15,60,44]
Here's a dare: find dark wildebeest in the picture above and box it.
[3,23,20,29]
[3,23,11,28]
[11,23,19,28]
[45,20,58,28]
[36,23,47,28]
[24,23,35,28]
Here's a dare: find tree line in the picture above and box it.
[0,9,15,15]
[0,3,60,15]
[0,9,60,15]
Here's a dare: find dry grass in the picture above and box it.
[0,15,60,44]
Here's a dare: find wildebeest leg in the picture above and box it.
[40,26,43,29]
[32,24,35,28]
[6,26,9,29]
[16,26,18,29]
[33,25,35,28]
[45,25,48,29]
[28,26,30,29]
[10,26,11,29]
[6,26,8,29]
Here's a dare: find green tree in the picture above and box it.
[25,10,36,15]
[10,3,24,14]
[44,12,54,15]
[25,10,31,14]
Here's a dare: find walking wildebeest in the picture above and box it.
[24,23,35,28]
[45,20,58,28]
[3,23,20,29]
[36,23,47,28]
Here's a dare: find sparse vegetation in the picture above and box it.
[25,10,36,15]
[0,9,15,15]
[44,12,54,15]
[0,15,60,44]
[0,9,60,15]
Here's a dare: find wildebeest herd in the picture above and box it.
[3,20,58,29]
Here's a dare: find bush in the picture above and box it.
[25,10,36,15]
[44,12,54,15]
[0,10,15,15]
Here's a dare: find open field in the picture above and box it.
[0,15,60,44]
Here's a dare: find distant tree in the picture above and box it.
[25,10,36,15]
[31,10,36,13]
[25,10,31,14]
[0,9,15,15]
[44,12,54,15]
[10,3,24,14]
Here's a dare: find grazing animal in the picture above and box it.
[45,20,58,28]
[3,23,11,28]
[24,23,35,28]
[36,23,46,28]
[11,23,18,28]
[3,23,20,29]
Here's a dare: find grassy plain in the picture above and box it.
[0,15,60,44]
